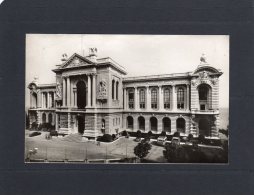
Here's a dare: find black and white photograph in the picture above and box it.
[25,34,229,164]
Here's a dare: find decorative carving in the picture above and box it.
[55,81,62,99]
[199,71,209,79]
[64,56,88,68]
[97,79,107,99]
[211,77,218,85]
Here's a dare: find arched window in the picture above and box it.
[163,117,171,132]
[138,116,145,130]
[112,80,115,100]
[42,113,46,124]
[164,88,170,109]
[198,84,211,110]
[176,118,185,133]
[150,117,158,131]
[76,81,86,109]
[116,81,119,100]
[31,92,37,108]
[177,87,185,109]
[127,116,133,129]
[139,89,146,109]
[151,88,158,109]
[128,90,134,109]
[101,119,105,133]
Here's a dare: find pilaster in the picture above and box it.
[87,74,91,107]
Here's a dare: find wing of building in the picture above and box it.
[27,51,223,138]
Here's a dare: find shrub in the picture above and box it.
[99,134,113,142]
[112,134,116,140]
[187,134,194,141]
[161,131,166,136]
[136,130,142,138]
[31,122,38,130]
[148,131,153,137]
[134,141,152,160]
[173,132,180,137]
[198,134,205,144]
[163,144,186,163]
[122,130,127,136]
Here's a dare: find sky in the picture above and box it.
[26,34,229,108]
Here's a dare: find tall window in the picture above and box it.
[164,88,170,109]
[139,89,145,109]
[127,116,133,129]
[128,90,134,109]
[112,80,115,99]
[151,88,158,109]
[116,81,119,100]
[177,87,185,109]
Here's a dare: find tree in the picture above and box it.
[161,131,166,136]
[198,134,205,144]
[187,134,194,141]
[134,141,152,161]
[136,130,142,138]
[173,132,180,137]
[163,144,186,163]
[148,131,153,138]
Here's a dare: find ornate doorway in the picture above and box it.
[76,81,86,109]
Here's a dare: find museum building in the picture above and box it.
[27,49,223,138]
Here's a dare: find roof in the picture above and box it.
[123,72,192,82]
[52,53,127,75]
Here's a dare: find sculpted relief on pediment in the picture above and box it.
[64,56,89,68]
[191,71,218,87]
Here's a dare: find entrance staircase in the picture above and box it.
[61,133,83,142]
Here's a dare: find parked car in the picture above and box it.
[157,136,167,146]
[171,137,180,146]
[29,132,41,137]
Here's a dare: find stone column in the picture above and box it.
[172,85,177,111]
[48,93,51,108]
[87,74,91,107]
[55,113,59,131]
[70,81,74,107]
[67,77,70,107]
[73,89,77,107]
[41,92,44,108]
[123,88,127,109]
[62,78,66,107]
[146,86,150,110]
[186,84,190,111]
[92,74,96,107]
[159,85,163,110]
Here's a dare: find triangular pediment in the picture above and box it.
[60,53,94,69]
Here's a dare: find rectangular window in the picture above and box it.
[177,88,185,109]
[139,89,146,109]
[128,91,134,109]
[151,89,158,109]
[164,88,170,109]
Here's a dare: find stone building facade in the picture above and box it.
[28,50,223,138]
